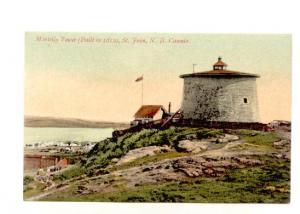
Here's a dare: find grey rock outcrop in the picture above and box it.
[177,140,210,153]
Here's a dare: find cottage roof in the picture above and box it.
[134,105,163,118]
[180,57,259,78]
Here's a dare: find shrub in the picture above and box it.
[126,195,147,202]
[53,165,85,181]
[196,129,222,139]
[23,175,34,185]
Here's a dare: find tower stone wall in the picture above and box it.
[181,77,260,122]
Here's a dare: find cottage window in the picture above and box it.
[244,98,248,103]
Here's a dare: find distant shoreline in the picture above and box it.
[24,116,130,129]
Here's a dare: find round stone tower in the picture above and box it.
[180,57,260,122]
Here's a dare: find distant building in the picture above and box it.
[131,105,169,126]
[46,158,69,172]
[24,155,58,170]
[180,57,260,122]
[56,158,69,169]
[24,155,69,171]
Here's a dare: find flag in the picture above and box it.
[135,75,143,82]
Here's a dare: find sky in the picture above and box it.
[25,33,291,123]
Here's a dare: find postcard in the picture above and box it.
[24,33,291,203]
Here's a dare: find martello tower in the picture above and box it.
[180,57,260,123]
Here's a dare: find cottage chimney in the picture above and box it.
[168,102,171,113]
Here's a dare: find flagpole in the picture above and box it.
[141,76,143,106]
[135,75,144,106]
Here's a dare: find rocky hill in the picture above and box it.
[24,125,290,203]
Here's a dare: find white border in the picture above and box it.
[1,0,299,213]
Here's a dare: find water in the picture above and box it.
[24,127,114,146]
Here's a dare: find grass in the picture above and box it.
[40,153,290,203]
[23,181,46,200]
[41,158,290,203]
[53,165,85,181]
[232,129,280,148]
[23,175,34,185]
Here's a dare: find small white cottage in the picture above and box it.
[131,105,168,126]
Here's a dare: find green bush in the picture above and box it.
[196,129,222,139]
[53,165,85,181]
[23,175,34,185]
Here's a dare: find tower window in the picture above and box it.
[244,98,248,103]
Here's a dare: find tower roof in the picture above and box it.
[180,57,259,78]
[213,56,228,67]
